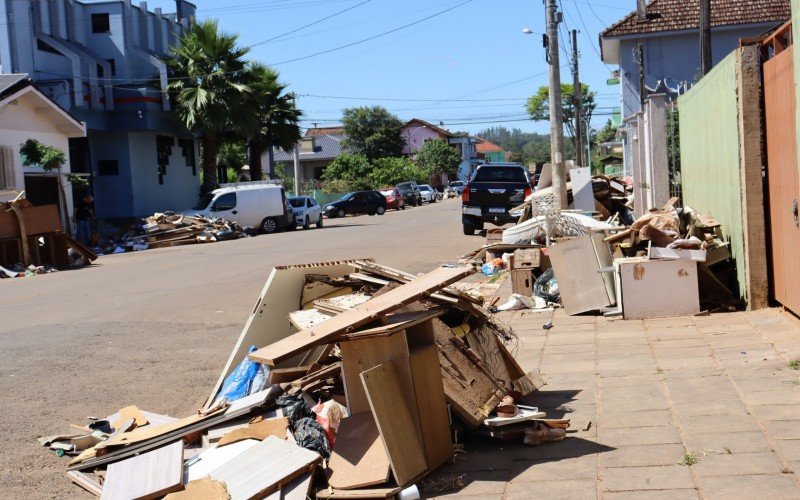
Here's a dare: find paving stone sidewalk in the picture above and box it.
[429,279,800,499]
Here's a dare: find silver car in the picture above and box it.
[418,184,436,204]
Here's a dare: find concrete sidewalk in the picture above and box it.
[429,279,800,499]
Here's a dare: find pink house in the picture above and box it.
[401,119,455,155]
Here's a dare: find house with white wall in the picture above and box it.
[0,74,86,227]
[0,0,201,218]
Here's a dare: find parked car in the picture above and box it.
[418,184,436,203]
[289,196,323,229]
[379,188,406,211]
[183,182,293,234]
[461,163,533,235]
[449,180,466,195]
[395,181,422,206]
[324,191,387,218]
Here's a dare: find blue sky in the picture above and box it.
[144,0,635,134]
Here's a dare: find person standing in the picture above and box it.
[74,195,95,246]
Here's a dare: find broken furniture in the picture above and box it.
[618,258,700,319]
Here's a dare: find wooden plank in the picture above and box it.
[250,266,474,366]
[187,439,260,482]
[338,309,444,341]
[326,412,391,490]
[72,388,278,470]
[316,486,401,499]
[209,435,321,500]
[360,364,427,487]
[101,441,184,500]
[67,471,102,497]
[351,261,477,304]
[266,472,314,500]
[409,345,453,471]
[548,235,613,315]
[269,366,312,385]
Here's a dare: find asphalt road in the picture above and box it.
[0,198,482,497]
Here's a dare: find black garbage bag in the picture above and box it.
[275,393,314,422]
[293,417,331,458]
[534,269,560,304]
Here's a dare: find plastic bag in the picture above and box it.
[276,393,314,422]
[534,269,560,304]
[247,363,271,396]
[215,345,261,405]
[293,417,331,458]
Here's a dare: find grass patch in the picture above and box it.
[788,359,800,370]
[678,453,698,466]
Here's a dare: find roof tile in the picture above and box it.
[602,0,790,38]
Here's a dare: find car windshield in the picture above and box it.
[289,198,305,208]
[419,185,431,191]
[472,167,528,183]
[396,183,411,189]
[340,192,355,201]
[193,193,214,210]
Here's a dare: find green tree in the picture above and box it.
[341,106,405,161]
[414,139,461,178]
[593,119,617,146]
[216,140,246,182]
[241,63,302,181]
[321,153,373,191]
[525,83,596,140]
[167,20,252,193]
[370,157,429,188]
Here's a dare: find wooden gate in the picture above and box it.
[763,26,800,315]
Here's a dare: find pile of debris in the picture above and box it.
[461,194,738,320]
[43,260,567,498]
[1,192,97,276]
[140,213,251,250]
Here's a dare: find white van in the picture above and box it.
[183,181,294,233]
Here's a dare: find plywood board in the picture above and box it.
[217,416,289,447]
[326,413,391,490]
[165,477,230,500]
[315,293,372,313]
[339,333,413,417]
[187,439,260,482]
[289,308,333,330]
[620,259,700,319]
[101,441,184,500]
[569,167,595,211]
[409,346,453,470]
[209,436,321,500]
[207,260,367,408]
[250,266,473,366]
[360,364,427,487]
[548,236,614,315]
[341,309,444,340]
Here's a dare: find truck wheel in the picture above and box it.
[261,217,278,234]
[463,222,475,236]
[475,221,485,231]
[376,206,386,215]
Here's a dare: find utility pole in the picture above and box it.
[545,0,566,208]
[571,29,584,168]
[699,0,712,76]
[291,93,301,195]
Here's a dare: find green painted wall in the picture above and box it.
[678,52,747,300]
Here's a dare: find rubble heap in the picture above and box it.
[141,213,251,249]
[42,260,566,499]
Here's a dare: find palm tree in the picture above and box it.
[241,63,302,182]
[167,20,251,193]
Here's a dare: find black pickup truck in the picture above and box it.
[461,163,534,235]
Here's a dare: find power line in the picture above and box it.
[270,0,475,65]
[299,94,528,102]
